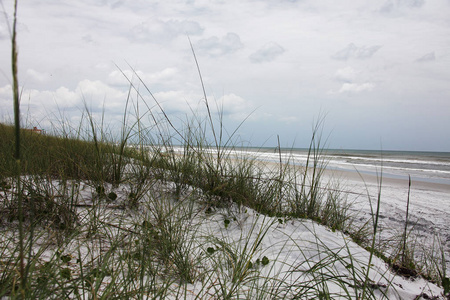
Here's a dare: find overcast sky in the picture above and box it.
[1,0,449,151]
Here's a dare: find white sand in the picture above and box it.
[325,168,450,273]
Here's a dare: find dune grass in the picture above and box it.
[1,98,447,299]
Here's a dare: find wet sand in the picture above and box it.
[325,166,450,270]
[327,167,450,194]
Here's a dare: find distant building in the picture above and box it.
[28,127,44,134]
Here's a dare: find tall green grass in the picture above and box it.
[1,98,447,298]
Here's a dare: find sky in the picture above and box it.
[1,0,449,151]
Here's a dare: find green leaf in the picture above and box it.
[107,191,117,201]
[60,254,71,263]
[96,185,105,195]
[60,268,71,280]
[224,219,230,228]
[443,277,450,294]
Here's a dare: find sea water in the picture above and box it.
[221,147,450,185]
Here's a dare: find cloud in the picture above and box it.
[217,93,252,116]
[279,115,298,123]
[0,85,80,125]
[332,43,382,60]
[416,52,435,63]
[380,0,425,13]
[0,24,8,40]
[82,34,94,43]
[5,80,128,123]
[129,19,203,43]
[400,0,425,7]
[249,42,285,63]
[380,1,395,13]
[153,90,202,114]
[26,69,52,83]
[75,80,127,110]
[0,85,12,117]
[339,82,375,93]
[334,66,359,82]
[110,1,125,9]
[334,67,374,94]
[196,32,243,57]
[107,68,178,86]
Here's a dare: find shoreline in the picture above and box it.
[327,167,450,194]
[325,164,450,272]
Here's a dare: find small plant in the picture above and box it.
[0,180,11,191]
[107,191,117,201]
[96,185,105,196]
[443,277,450,295]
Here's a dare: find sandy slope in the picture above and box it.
[328,168,450,273]
[1,170,448,298]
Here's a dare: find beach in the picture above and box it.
[1,142,448,298]
[250,147,450,272]
[330,167,450,270]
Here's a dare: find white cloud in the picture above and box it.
[196,32,243,57]
[332,43,382,60]
[380,0,425,13]
[400,0,425,8]
[26,69,52,83]
[218,93,252,116]
[334,67,359,82]
[0,24,8,40]
[144,92,254,120]
[1,80,128,125]
[339,82,375,93]
[75,80,127,110]
[0,85,12,115]
[249,42,285,63]
[129,19,203,43]
[152,90,202,114]
[1,1,450,150]
[279,115,299,123]
[416,52,435,63]
[107,68,179,86]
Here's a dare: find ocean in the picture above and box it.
[229,147,450,185]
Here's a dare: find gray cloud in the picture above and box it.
[196,32,243,57]
[332,43,382,60]
[339,82,375,93]
[110,1,125,9]
[2,0,449,151]
[380,1,395,13]
[130,19,203,43]
[0,24,8,40]
[334,66,359,82]
[380,0,425,13]
[249,42,285,63]
[399,0,425,8]
[416,52,435,62]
